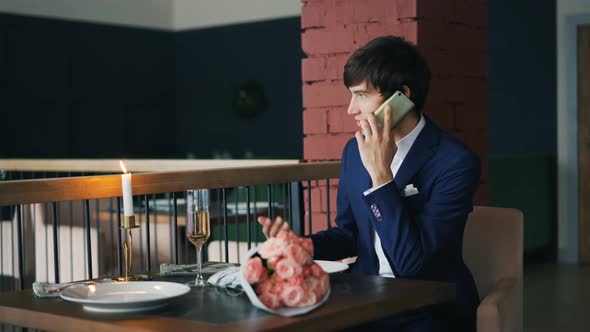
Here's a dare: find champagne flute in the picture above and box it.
[186,189,211,287]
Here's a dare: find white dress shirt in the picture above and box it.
[363,114,425,278]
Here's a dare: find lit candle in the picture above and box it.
[119,161,134,216]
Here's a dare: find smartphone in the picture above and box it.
[373,90,415,130]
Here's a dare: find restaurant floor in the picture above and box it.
[524,263,590,331]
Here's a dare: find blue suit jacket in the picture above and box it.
[310,115,480,329]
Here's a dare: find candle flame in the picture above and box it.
[119,160,128,174]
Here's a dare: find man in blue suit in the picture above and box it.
[259,36,480,331]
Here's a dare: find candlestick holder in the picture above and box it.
[117,215,150,282]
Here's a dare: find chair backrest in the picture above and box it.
[463,206,523,298]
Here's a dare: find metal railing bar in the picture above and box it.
[152,194,159,268]
[109,198,114,276]
[287,183,292,228]
[117,198,122,276]
[290,182,303,236]
[223,189,228,263]
[145,195,151,272]
[183,192,189,265]
[42,172,48,281]
[24,204,29,285]
[173,192,179,265]
[246,186,251,250]
[16,205,24,290]
[307,180,312,236]
[326,179,330,230]
[11,206,14,291]
[267,185,273,221]
[0,206,4,285]
[44,203,49,281]
[253,187,258,245]
[137,197,143,272]
[68,199,73,281]
[83,200,92,279]
[234,188,240,264]
[95,199,101,277]
[283,183,288,224]
[217,189,222,262]
[52,202,60,283]
[167,193,173,266]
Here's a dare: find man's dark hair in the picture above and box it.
[343,36,432,111]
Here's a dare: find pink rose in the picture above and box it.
[299,237,314,256]
[280,285,304,307]
[244,257,267,284]
[296,285,319,307]
[304,277,320,298]
[317,274,330,297]
[271,270,285,284]
[275,258,303,280]
[310,262,326,278]
[258,237,287,259]
[287,275,303,287]
[302,266,311,277]
[304,276,319,290]
[285,244,312,266]
[304,275,329,300]
[259,291,281,309]
[271,279,285,295]
[256,278,273,294]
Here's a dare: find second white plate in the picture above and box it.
[60,281,190,313]
[314,260,349,274]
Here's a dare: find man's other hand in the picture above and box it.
[257,216,290,239]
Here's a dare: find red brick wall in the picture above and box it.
[301,0,488,233]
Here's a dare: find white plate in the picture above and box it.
[314,260,349,274]
[60,281,190,313]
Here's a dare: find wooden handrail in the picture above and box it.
[0,159,301,172]
[0,162,340,206]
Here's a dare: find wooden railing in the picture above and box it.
[0,162,340,206]
[0,159,302,173]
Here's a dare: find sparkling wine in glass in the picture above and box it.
[186,189,210,287]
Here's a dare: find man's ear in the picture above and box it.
[402,85,411,98]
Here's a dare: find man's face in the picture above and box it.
[347,81,385,129]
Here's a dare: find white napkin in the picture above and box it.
[207,267,243,290]
[240,248,331,317]
[159,262,237,276]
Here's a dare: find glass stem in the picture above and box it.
[196,246,203,284]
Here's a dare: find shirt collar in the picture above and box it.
[395,113,425,155]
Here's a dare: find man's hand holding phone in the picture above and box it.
[355,105,396,189]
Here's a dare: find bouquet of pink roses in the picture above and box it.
[242,230,330,311]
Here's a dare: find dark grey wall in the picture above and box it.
[0,14,176,158]
[488,0,556,156]
[0,14,302,159]
[175,18,303,159]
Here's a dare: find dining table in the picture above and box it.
[0,271,455,331]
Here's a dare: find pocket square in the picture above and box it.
[402,184,419,197]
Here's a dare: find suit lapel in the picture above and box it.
[394,115,440,189]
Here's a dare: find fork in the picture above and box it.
[33,278,113,298]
